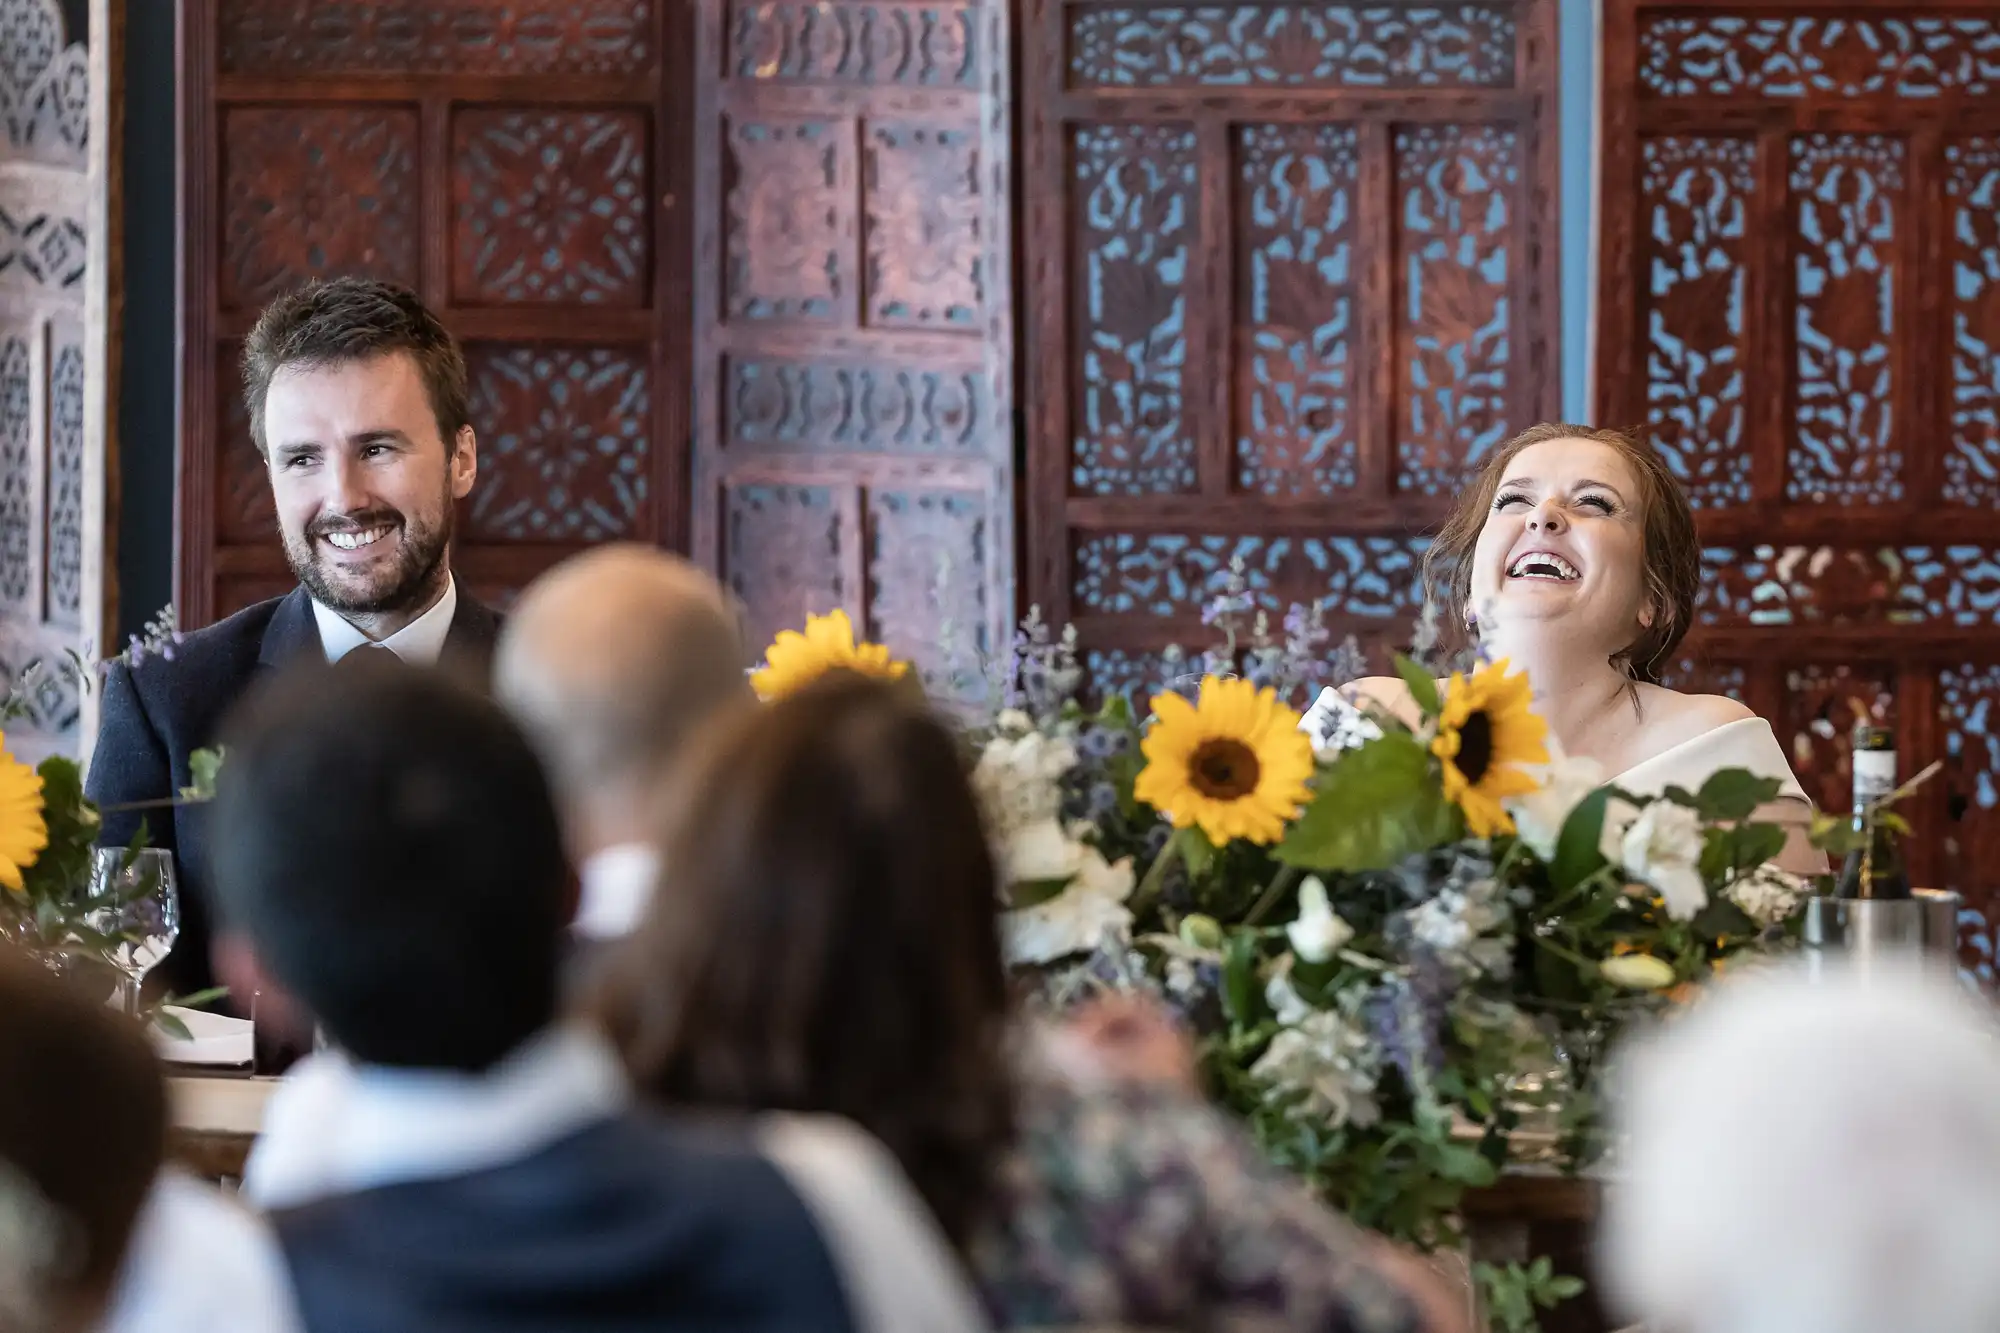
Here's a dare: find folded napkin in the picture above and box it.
[153,1006,253,1067]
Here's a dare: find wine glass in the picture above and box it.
[84,849,180,1015]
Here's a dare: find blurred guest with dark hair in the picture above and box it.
[0,950,166,1333]
[495,545,752,952]
[88,277,504,1003]
[590,672,1466,1333]
[211,656,983,1333]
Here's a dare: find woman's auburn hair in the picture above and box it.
[1421,422,1702,685]
[585,670,1016,1250]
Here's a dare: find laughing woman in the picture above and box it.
[1340,423,1824,875]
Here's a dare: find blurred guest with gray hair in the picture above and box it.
[1601,959,2000,1333]
[495,545,752,946]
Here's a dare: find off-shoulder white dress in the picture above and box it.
[1303,691,1812,810]
[1608,717,1810,808]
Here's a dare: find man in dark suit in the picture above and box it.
[86,278,503,1002]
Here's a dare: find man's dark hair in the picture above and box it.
[241,277,470,456]
[210,656,570,1072]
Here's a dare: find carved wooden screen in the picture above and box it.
[177,1,686,626]
[1021,0,1560,699]
[1596,0,2000,967]
[689,0,1014,704]
[0,0,116,763]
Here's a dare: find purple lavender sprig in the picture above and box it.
[997,605,1083,719]
[104,604,183,674]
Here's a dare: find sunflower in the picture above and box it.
[750,609,910,701]
[1430,658,1549,838]
[1133,676,1315,846]
[0,742,47,893]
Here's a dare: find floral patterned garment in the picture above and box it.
[968,1061,1426,1333]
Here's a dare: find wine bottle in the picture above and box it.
[1834,724,1911,900]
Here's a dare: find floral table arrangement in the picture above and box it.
[751,583,1852,1328]
[0,611,224,1033]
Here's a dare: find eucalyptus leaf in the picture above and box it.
[1391,654,1441,719]
[1276,732,1459,872]
[1695,769,1783,822]
[152,1010,192,1042]
[1550,787,1614,892]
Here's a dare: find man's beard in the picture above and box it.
[284,499,454,616]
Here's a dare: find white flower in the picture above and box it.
[1249,1008,1382,1130]
[1264,964,1315,1026]
[1298,687,1383,759]
[1505,754,1607,861]
[1002,817,1088,886]
[1727,863,1812,928]
[972,730,1079,851]
[994,708,1034,735]
[1402,877,1512,979]
[1600,953,1678,990]
[1286,876,1355,963]
[1614,800,1710,922]
[1001,847,1136,965]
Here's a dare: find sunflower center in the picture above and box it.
[1454,711,1494,786]
[1189,739,1261,800]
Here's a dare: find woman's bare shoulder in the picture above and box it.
[1340,675,1409,704]
[1638,684,1756,730]
[1337,676,1426,729]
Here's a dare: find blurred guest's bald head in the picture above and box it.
[496,546,751,855]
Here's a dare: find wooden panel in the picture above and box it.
[0,0,117,764]
[690,0,1014,707]
[1022,0,1561,683]
[178,0,688,626]
[1597,0,2000,974]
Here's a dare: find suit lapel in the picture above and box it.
[256,587,323,670]
[440,590,503,684]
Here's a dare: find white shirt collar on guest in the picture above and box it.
[242,1023,628,1212]
[575,842,660,941]
[311,573,459,665]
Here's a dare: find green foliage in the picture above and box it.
[1693,769,1783,822]
[1277,731,1460,872]
[980,623,1817,1333]
[1476,1258,1586,1333]
[1392,654,1442,719]
[0,655,227,1033]
[1548,787,1614,892]
[182,747,226,802]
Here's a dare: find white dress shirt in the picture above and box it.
[244,1024,627,1211]
[574,842,660,941]
[311,574,459,665]
[100,1168,304,1333]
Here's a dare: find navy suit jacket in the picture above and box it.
[271,1116,859,1333]
[84,586,503,1001]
